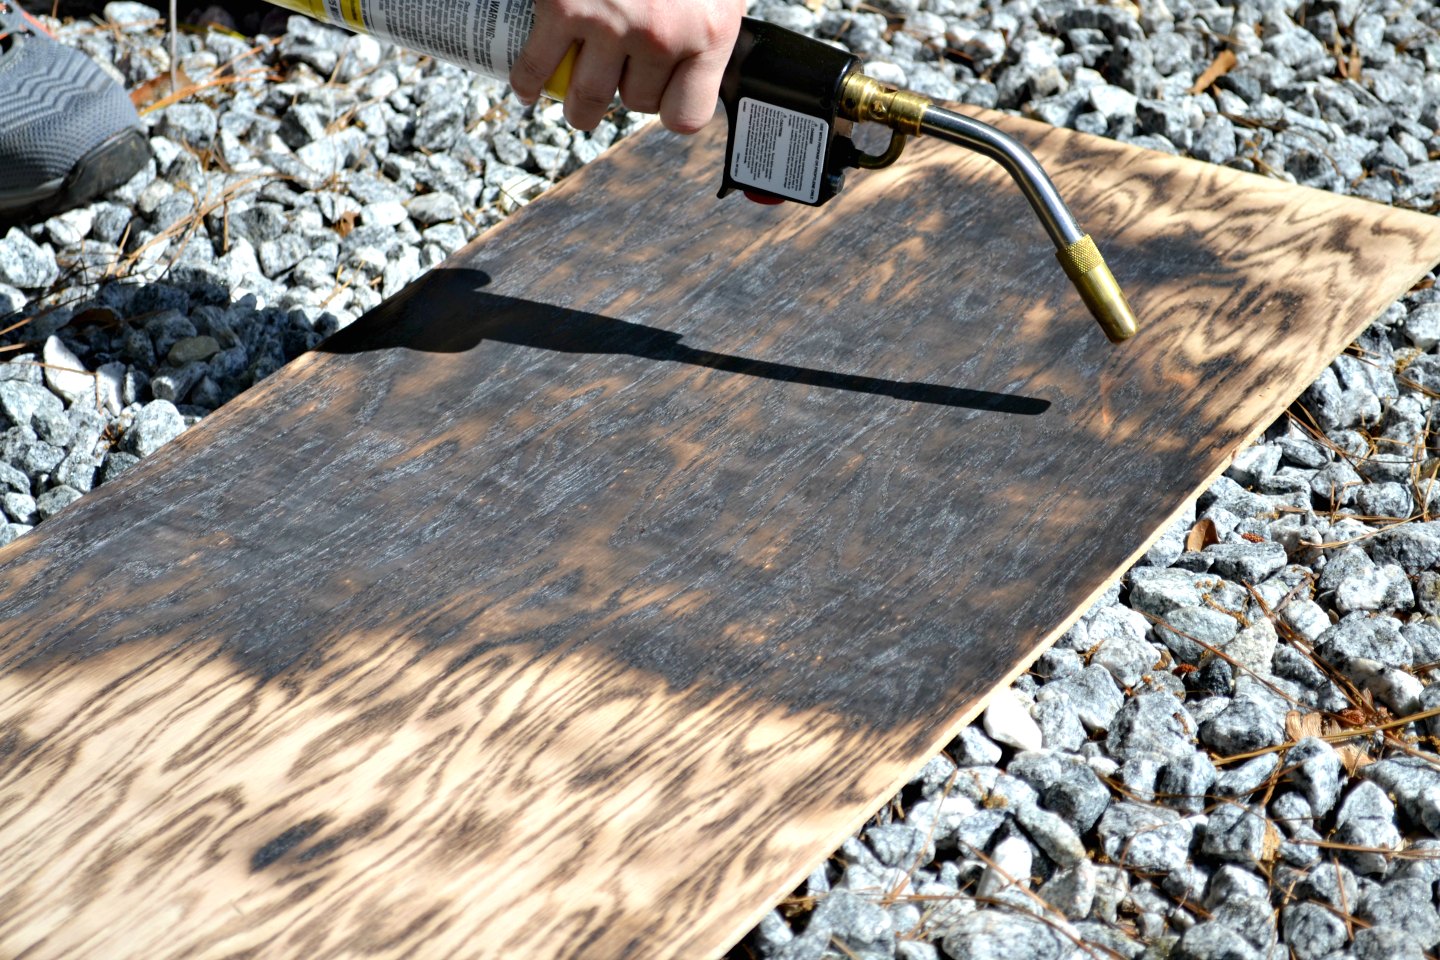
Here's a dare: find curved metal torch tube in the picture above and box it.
[918,106,1139,343]
[919,106,1082,248]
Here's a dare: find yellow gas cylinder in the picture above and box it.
[263,0,574,99]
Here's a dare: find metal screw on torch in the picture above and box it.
[838,73,1139,344]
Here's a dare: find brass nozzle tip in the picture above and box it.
[1055,235,1139,344]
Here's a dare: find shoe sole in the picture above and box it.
[0,126,150,228]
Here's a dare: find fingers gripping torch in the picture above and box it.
[263,0,1139,342]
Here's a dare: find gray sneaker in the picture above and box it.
[0,2,149,226]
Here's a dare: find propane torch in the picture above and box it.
[261,2,1139,342]
[717,18,1137,343]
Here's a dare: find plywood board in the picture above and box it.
[2,109,1438,959]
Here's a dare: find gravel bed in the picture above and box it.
[3,0,1440,958]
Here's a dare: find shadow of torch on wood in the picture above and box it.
[259,2,1140,344]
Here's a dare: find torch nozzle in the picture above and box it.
[1056,236,1139,343]
[839,72,1140,344]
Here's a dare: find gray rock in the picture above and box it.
[1392,838,1440,884]
[41,337,91,404]
[940,909,1074,960]
[1163,861,1210,906]
[162,334,221,366]
[1089,864,1130,926]
[1303,364,1380,432]
[1282,738,1343,817]
[1334,562,1396,613]
[1203,863,1267,908]
[1334,780,1401,873]
[1266,28,1328,72]
[975,834,1032,901]
[35,485,81,519]
[258,235,310,278]
[1031,695,1086,752]
[159,103,218,150]
[1200,802,1269,863]
[1316,616,1411,669]
[1202,476,1278,520]
[1035,664,1124,732]
[151,362,206,404]
[1208,893,1277,952]
[1191,114,1238,165]
[950,727,1003,767]
[101,451,141,483]
[1033,647,1081,682]
[1352,481,1414,521]
[0,228,58,289]
[405,192,463,225]
[863,822,931,869]
[1137,97,1201,149]
[896,943,937,960]
[1296,861,1358,910]
[1311,459,1364,506]
[1016,801,1085,867]
[806,888,895,959]
[121,400,186,457]
[1117,753,1162,802]
[142,311,197,360]
[1091,630,1160,688]
[1128,567,1204,616]
[950,808,1007,855]
[1369,522,1440,574]
[54,449,99,494]
[1402,621,1440,666]
[1362,757,1440,838]
[103,1,159,23]
[908,754,958,800]
[1153,604,1239,661]
[1358,878,1440,949]
[1108,690,1197,760]
[223,203,288,247]
[1225,445,1282,489]
[30,400,70,447]
[1172,920,1260,960]
[1215,618,1277,675]
[1272,595,1324,650]
[0,522,31,547]
[279,13,346,74]
[1038,859,1096,919]
[3,432,63,476]
[2,491,38,525]
[1097,802,1197,872]
[1204,541,1288,583]
[1344,657,1424,715]
[0,358,41,384]
[1089,83,1138,120]
[1353,925,1428,960]
[1213,754,1279,799]
[1007,751,1110,833]
[1158,752,1216,814]
[0,460,29,494]
[0,380,62,431]
[277,103,327,150]
[1403,303,1440,349]
[1198,695,1284,755]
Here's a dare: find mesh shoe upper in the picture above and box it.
[0,4,144,201]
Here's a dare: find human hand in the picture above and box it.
[510,0,745,134]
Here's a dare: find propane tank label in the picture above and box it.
[730,98,827,204]
[287,0,537,80]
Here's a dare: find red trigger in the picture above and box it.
[744,191,786,205]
